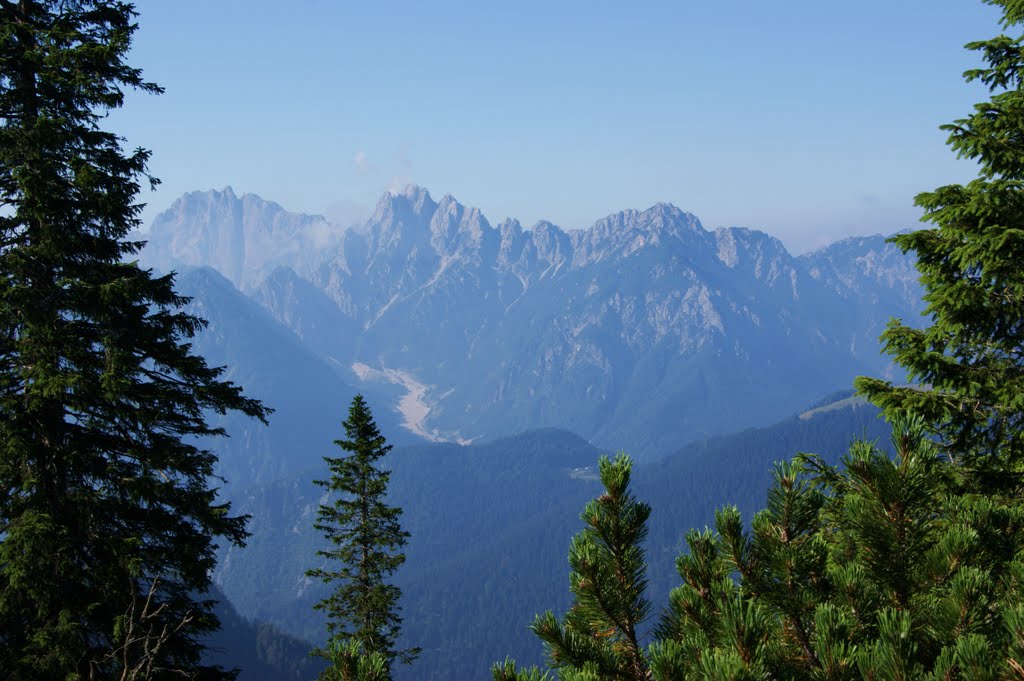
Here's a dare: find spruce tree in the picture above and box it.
[650,2,1024,674]
[855,0,1024,466]
[307,395,419,678]
[0,2,269,679]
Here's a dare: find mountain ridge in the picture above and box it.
[142,185,922,458]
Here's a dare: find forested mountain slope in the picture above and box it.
[214,399,890,680]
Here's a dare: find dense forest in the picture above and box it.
[3,1,1024,680]
[209,404,887,679]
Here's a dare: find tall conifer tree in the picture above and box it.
[0,2,268,679]
[856,0,1024,465]
[307,395,418,678]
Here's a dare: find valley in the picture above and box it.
[351,362,470,444]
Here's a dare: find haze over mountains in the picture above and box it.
[138,185,928,678]
[143,185,922,459]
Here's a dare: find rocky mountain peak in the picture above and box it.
[143,184,925,461]
[713,227,794,285]
[496,218,531,274]
[643,202,700,229]
[370,185,438,226]
[572,203,707,267]
[528,221,572,274]
[142,188,337,290]
[498,217,523,239]
[360,186,438,265]
[400,183,433,207]
[430,193,495,257]
[801,234,920,295]
[356,188,505,272]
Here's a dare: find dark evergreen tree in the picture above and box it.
[0,2,268,679]
[650,3,1024,675]
[855,0,1024,466]
[307,395,418,678]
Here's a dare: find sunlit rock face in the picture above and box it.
[143,186,345,291]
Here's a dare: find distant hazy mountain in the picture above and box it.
[144,186,923,458]
[173,266,411,492]
[146,187,345,291]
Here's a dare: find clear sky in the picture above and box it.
[116,0,1007,253]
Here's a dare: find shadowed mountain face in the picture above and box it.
[172,266,411,493]
[144,186,922,458]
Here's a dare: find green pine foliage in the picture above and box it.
[318,641,390,681]
[659,416,1024,679]
[495,454,652,681]
[497,419,1024,680]
[0,2,268,680]
[855,0,1024,466]
[308,395,419,678]
[537,453,651,681]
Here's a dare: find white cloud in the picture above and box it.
[352,150,372,176]
[387,175,415,194]
[386,144,416,193]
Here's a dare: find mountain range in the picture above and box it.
[139,186,928,678]
[142,185,923,459]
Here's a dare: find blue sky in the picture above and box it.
[117,1,1006,252]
